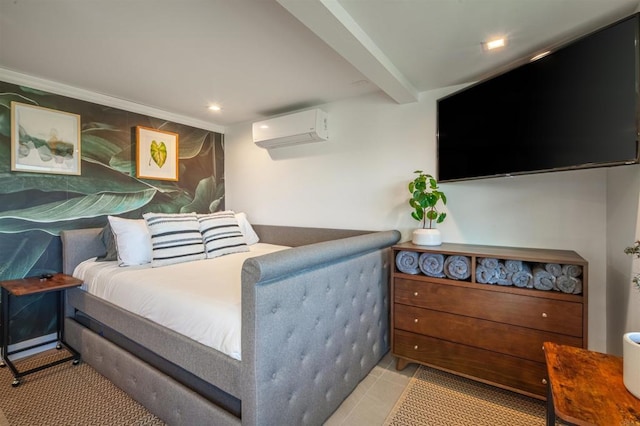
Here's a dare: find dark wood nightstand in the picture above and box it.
[0,273,82,386]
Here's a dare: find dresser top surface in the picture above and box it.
[394,241,587,265]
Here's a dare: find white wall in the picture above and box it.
[225,88,630,353]
[607,164,640,355]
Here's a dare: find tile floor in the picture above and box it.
[324,352,418,425]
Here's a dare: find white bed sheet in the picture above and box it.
[72,243,289,361]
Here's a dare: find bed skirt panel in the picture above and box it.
[65,317,240,426]
[66,288,241,397]
[72,311,241,417]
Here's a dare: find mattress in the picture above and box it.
[72,243,289,360]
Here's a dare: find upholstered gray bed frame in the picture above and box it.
[60,224,400,425]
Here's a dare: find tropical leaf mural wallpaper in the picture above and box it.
[0,81,224,345]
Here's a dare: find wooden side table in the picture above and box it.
[544,341,640,425]
[0,273,82,386]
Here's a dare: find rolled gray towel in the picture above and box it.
[572,277,583,294]
[476,264,498,284]
[444,255,471,280]
[418,253,446,277]
[505,260,524,273]
[533,265,556,291]
[562,264,582,278]
[511,263,532,288]
[496,262,513,286]
[479,257,500,270]
[545,263,563,277]
[556,275,582,294]
[395,251,420,274]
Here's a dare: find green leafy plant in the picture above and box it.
[625,240,640,289]
[408,170,447,229]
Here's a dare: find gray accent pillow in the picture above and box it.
[96,224,118,262]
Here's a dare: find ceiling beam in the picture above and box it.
[276,0,418,104]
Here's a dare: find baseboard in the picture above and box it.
[7,333,57,361]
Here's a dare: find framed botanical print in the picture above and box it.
[136,126,179,181]
[11,102,81,175]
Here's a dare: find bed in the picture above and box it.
[60,221,400,425]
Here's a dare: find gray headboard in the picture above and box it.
[250,224,370,247]
[61,227,104,275]
[60,225,377,275]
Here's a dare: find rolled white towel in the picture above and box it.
[418,253,446,278]
[561,264,582,278]
[545,263,563,277]
[395,251,420,275]
[533,265,556,291]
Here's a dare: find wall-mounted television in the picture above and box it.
[437,13,640,182]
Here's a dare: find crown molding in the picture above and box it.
[0,67,225,134]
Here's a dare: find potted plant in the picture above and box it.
[625,241,640,289]
[408,170,447,245]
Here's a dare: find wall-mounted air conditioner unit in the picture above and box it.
[252,109,328,149]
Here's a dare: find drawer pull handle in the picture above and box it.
[542,378,548,385]
[541,312,548,318]
[414,318,419,323]
[413,292,419,297]
[414,345,419,350]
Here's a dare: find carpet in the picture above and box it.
[0,350,164,425]
[384,365,546,426]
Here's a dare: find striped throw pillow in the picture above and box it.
[198,211,249,259]
[143,212,206,267]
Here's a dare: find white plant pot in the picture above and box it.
[412,228,442,246]
[623,332,640,398]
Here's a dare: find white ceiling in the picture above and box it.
[1,0,639,130]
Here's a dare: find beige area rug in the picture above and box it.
[384,365,546,426]
[0,350,165,425]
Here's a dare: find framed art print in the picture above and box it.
[11,102,81,175]
[136,126,179,181]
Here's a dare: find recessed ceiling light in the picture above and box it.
[482,37,506,51]
[208,105,222,111]
[530,51,551,62]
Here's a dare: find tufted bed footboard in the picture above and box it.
[61,226,400,425]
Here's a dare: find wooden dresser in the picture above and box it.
[391,242,588,399]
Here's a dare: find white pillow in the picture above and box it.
[198,211,249,258]
[107,216,152,266]
[143,212,206,267]
[235,212,260,245]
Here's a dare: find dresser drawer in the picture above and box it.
[393,329,547,397]
[395,278,583,337]
[394,304,583,363]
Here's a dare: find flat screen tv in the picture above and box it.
[437,13,640,182]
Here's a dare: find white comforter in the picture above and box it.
[72,243,288,361]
